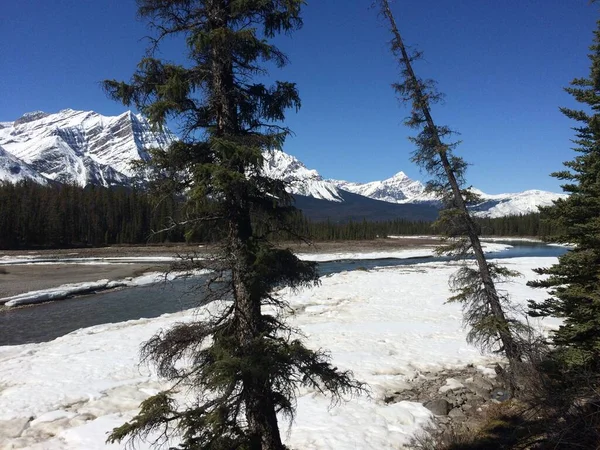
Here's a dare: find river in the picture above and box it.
[0,241,567,346]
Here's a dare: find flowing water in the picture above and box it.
[0,241,567,346]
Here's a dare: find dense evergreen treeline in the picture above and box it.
[0,181,562,249]
[0,181,183,248]
[475,213,563,237]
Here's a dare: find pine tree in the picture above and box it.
[376,0,527,379]
[529,18,600,376]
[103,2,361,449]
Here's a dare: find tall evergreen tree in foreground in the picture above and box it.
[529,18,600,378]
[376,0,526,378]
[103,1,361,449]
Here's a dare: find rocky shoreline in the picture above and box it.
[386,364,510,440]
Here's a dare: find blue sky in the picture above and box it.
[0,0,597,193]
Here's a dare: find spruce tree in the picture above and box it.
[103,2,361,449]
[529,18,600,376]
[376,0,527,379]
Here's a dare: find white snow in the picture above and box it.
[469,189,567,218]
[0,109,175,187]
[0,145,48,185]
[438,378,465,394]
[297,242,511,262]
[0,255,179,266]
[332,171,437,205]
[479,237,542,243]
[330,174,565,218]
[0,255,559,449]
[261,149,344,202]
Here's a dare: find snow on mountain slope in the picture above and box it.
[0,110,565,218]
[469,189,567,218]
[0,145,48,184]
[330,173,564,218]
[262,149,343,202]
[0,109,175,187]
[332,171,437,204]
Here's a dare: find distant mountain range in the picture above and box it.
[262,149,565,219]
[0,109,566,220]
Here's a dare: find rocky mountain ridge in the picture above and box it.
[0,109,565,218]
[0,109,175,187]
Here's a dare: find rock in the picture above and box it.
[0,418,30,439]
[471,376,495,392]
[448,408,467,421]
[469,385,492,400]
[384,364,508,443]
[491,389,510,402]
[464,392,479,402]
[424,398,452,416]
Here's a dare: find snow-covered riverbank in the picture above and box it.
[0,256,559,449]
[0,243,511,307]
[296,242,510,262]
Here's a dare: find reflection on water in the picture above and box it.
[0,242,568,346]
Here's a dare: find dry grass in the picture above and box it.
[411,387,600,450]
[410,400,546,450]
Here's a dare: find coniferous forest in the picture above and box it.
[0,181,561,249]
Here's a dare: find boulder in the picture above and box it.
[448,408,467,421]
[424,398,452,416]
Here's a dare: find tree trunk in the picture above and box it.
[229,216,285,450]
[209,3,285,445]
[379,0,521,368]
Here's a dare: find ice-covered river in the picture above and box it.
[0,241,567,346]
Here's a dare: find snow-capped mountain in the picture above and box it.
[262,149,343,202]
[468,188,567,218]
[0,109,175,187]
[332,171,437,204]
[330,173,565,218]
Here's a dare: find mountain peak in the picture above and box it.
[331,170,434,204]
[14,111,49,126]
[261,149,343,202]
[0,109,175,187]
[391,171,408,180]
